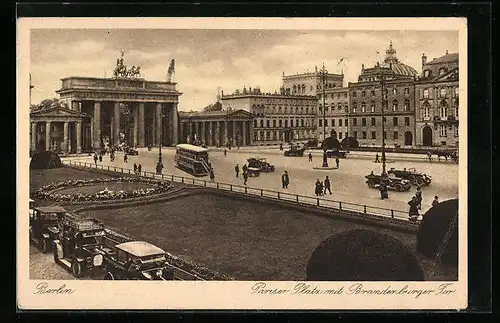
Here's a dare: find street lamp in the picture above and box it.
[380,73,388,177]
[321,63,329,168]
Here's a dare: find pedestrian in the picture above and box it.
[99,154,103,162]
[379,181,388,200]
[137,164,142,175]
[156,161,163,175]
[243,170,248,185]
[315,179,322,196]
[94,153,98,165]
[308,152,313,162]
[124,153,128,163]
[279,143,283,151]
[319,181,324,196]
[133,163,138,174]
[235,164,240,177]
[324,176,332,195]
[242,163,248,174]
[375,153,380,163]
[427,151,432,162]
[415,186,423,210]
[210,169,215,182]
[335,157,339,168]
[224,148,227,156]
[408,196,420,221]
[282,170,289,189]
[432,195,440,207]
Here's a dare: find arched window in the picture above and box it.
[424,70,432,78]
[392,99,398,112]
[370,101,375,113]
[278,106,282,113]
[423,88,430,99]
[422,102,430,119]
[254,120,258,128]
[440,100,448,118]
[404,99,410,111]
[338,104,342,111]
[392,88,398,95]
[301,107,304,114]
[361,102,366,113]
[352,102,357,113]
[306,107,309,114]
[284,107,288,114]
[301,119,305,127]
[440,88,447,98]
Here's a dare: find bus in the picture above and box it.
[174,144,211,176]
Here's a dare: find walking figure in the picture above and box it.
[408,196,420,221]
[210,169,215,182]
[315,179,322,196]
[243,170,248,185]
[133,163,138,174]
[375,153,380,163]
[99,154,103,162]
[124,153,128,163]
[137,164,142,175]
[279,143,283,151]
[415,187,423,210]
[324,176,332,195]
[308,152,313,162]
[235,164,240,178]
[432,195,440,207]
[282,170,289,189]
[224,148,227,156]
[156,161,163,175]
[427,151,432,162]
[242,164,248,174]
[379,181,389,199]
[335,157,339,168]
[94,154,98,165]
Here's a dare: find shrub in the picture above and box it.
[417,199,458,267]
[306,229,424,281]
[341,136,359,149]
[30,151,63,169]
[321,137,341,150]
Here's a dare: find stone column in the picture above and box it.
[138,102,145,147]
[156,103,162,146]
[208,121,213,146]
[216,121,221,146]
[224,121,228,146]
[189,122,193,143]
[242,121,247,146]
[249,120,254,145]
[31,122,37,151]
[179,122,184,144]
[232,120,237,145]
[76,122,82,154]
[72,101,79,111]
[201,121,206,145]
[63,122,69,153]
[133,105,139,147]
[93,101,101,149]
[172,104,179,145]
[114,102,121,145]
[45,122,51,151]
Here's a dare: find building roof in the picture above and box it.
[382,61,418,77]
[425,53,458,65]
[115,241,165,257]
[176,144,209,153]
[34,206,67,213]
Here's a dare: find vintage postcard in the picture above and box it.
[17,17,467,310]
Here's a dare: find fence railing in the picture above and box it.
[63,160,411,222]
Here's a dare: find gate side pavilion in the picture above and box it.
[30,76,182,154]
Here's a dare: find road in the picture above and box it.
[66,147,458,215]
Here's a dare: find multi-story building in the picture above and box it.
[347,41,418,147]
[415,51,459,147]
[221,86,317,145]
[317,87,350,141]
[282,68,344,96]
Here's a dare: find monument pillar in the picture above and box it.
[138,102,145,147]
[156,103,162,146]
[172,103,179,145]
[232,120,237,145]
[93,101,101,150]
[113,102,121,145]
[201,121,206,145]
[133,104,139,147]
[31,122,37,151]
[242,121,247,146]
[63,122,69,153]
[208,121,213,146]
[76,121,82,154]
[224,121,228,146]
[45,122,51,151]
[216,121,221,146]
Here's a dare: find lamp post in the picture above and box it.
[158,107,165,164]
[380,73,387,177]
[321,63,329,168]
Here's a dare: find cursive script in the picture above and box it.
[33,282,75,295]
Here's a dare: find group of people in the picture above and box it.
[133,163,142,175]
[314,176,332,196]
[234,164,250,185]
[407,187,440,221]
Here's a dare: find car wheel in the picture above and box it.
[416,178,424,186]
[41,238,48,254]
[395,184,403,192]
[103,272,115,280]
[408,175,416,183]
[71,260,84,278]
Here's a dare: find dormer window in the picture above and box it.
[439,68,447,75]
[424,70,431,78]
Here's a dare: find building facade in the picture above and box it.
[282,68,344,96]
[415,52,459,147]
[30,76,182,153]
[221,87,317,145]
[317,87,350,141]
[347,41,418,147]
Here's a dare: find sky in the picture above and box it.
[30,29,458,111]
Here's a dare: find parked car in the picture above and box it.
[325,149,349,158]
[387,167,432,186]
[102,240,175,280]
[124,147,139,155]
[53,216,106,278]
[365,173,412,192]
[29,206,68,253]
[247,157,275,172]
[284,145,305,157]
[246,167,261,177]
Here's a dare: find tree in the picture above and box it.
[203,101,222,112]
[32,98,68,111]
[340,136,359,149]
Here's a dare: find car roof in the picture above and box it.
[34,206,67,213]
[176,144,209,153]
[115,241,166,257]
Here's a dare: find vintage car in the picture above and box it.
[29,198,35,218]
[53,216,106,278]
[124,146,139,155]
[325,149,349,158]
[246,167,261,177]
[247,157,275,172]
[29,206,68,253]
[365,173,412,192]
[284,145,305,157]
[387,167,432,186]
[102,240,175,280]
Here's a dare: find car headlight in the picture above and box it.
[93,254,103,266]
[142,271,152,280]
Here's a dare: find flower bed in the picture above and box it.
[32,177,174,203]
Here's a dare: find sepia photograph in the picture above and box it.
[17,17,467,310]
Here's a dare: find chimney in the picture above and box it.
[422,53,427,67]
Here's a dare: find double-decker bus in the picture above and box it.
[174,144,211,176]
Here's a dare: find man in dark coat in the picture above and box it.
[210,169,215,182]
[324,176,332,195]
[156,162,163,175]
[133,163,138,174]
[335,157,340,168]
[415,187,423,210]
[94,154,98,165]
[282,170,289,189]
[137,164,142,174]
[243,170,248,185]
[375,153,380,163]
[235,164,240,177]
[408,196,419,221]
[315,179,322,196]
[242,164,248,174]
[308,152,313,162]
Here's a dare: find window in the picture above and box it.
[319,119,322,127]
[404,88,409,95]
[301,119,305,127]
[323,119,327,127]
[361,102,366,112]
[353,102,357,113]
[392,100,398,111]
[338,132,343,139]
[362,118,366,126]
[324,106,329,114]
[439,68,447,75]
[278,107,282,113]
[393,131,398,140]
[273,120,277,128]
[279,120,283,127]
[370,101,375,112]
[362,131,367,139]
[353,91,357,97]
[455,105,459,118]
[404,99,410,111]
[440,88,447,98]
[353,118,358,126]
[393,88,398,95]
[362,90,366,97]
[260,120,264,127]
[440,102,448,118]
[371,131,376,139]
[344,93,348,98]
[353,131,358,139]
[285,107,288,113]
[345,105,349,113]
[423,105,430,119]
[254,120,258,128]
[423,88,430,98]
[405,117,410,126]
[339,119,342,127]
[371,90,375,96]
[285,120,288,127]
[455,125,459,137]
[318,106,323,114]
[371,117,376,126]
[306,107,309,114]
[301,107,304,114]
[266,120,270,127]
[424,70,431,78]
[331,119,335,127]
[455,87,459,97]
[345,119,348,126]
[338,104,342,111]
[440,125,447,137]
[393,117,398,126]
[384,131,387,140]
